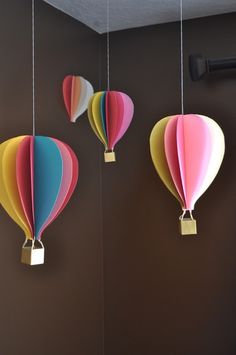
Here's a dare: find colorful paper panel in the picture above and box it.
[87,90,134,153]
[150,113,225,213]
[176,114,212,210]
[164,116,186,207]
[193,115,225,204]
[34,136,63,239]
[0,136,32,238]
[150,116,182,204]
[62,75,73,118]
[16,136,34,237]
[113,92,133,146]
[0,135,79,242]
[63,75,94,122]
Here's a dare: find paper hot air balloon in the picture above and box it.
[150,114,225,235]
[87,91,134,162]
[63,75,94,122]
[0,135,79,265]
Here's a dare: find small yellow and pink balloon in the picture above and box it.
[150,114,225,235]
[0,135,78,265]
[87,91,134,162]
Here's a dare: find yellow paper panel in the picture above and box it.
[92,92,107,147]
[88,95,102,139]
[0,137,32,238]
[150,116,182,204]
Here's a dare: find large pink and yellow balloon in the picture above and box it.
[150,114,225,232]
[87,91,134,162]
[0,135,78,263]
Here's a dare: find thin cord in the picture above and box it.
[98,36,105,355]
[99,145,105,355]
[106,0,110,90]
[32,0,35,135]
[180,0,184,115]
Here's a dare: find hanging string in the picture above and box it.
[180,0,184,115]
[32,0,35,136]
[106,0,110,91]
[98,36,105,355]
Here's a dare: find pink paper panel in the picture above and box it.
[30,136,35,226]
[175,115,187,204]
[164,116,186,207]
[176,114,212,210]
[107,92,122,150]
[105,92,111,149]
[58,143,79,212]
[109,91,124,149]
[88,90,134,152]
[193,115,225,203]
[113,92,133,146]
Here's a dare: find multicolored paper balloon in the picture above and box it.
[63,75,94,122]
[87,91,134,162]
[0,135,79,242]
[150,114,225,232]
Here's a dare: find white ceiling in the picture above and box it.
[44,0,236,34]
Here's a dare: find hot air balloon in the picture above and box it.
[87,91,134,162]
[0,135,79,265]
[63,75,94,122]
[150,114,225,235]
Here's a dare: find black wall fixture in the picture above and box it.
[189,53,236,81]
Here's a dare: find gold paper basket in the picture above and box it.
[104,150,116,163]
[21,239,45,265]
[179,210,197,235]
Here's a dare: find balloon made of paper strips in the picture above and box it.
[0,136,79,240]
[63,75,94,122]
[87,91,134,151]
[150,114,225,211]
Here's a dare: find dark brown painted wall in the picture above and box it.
[0,1,236,355]
[0,1,103,354]
[103,12,236,355]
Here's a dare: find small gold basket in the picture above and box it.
[104,150,116,163]
[21,239,45,265]
[179,210,197,235]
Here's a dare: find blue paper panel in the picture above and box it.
[34,136,63,239]
[100,92,107,141]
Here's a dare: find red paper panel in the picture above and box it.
[16,136,34,236]
[62,75,73,118]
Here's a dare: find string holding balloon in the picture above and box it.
[87,0,134,163]
[149,0,225,235]
[150,114,225,235]
[0,0,79,265]
[0,135,79,266]
[88,91,134,162]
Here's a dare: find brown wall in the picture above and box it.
[103,12,236,355]
[0,1,236,355]
[0,1,103,354]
